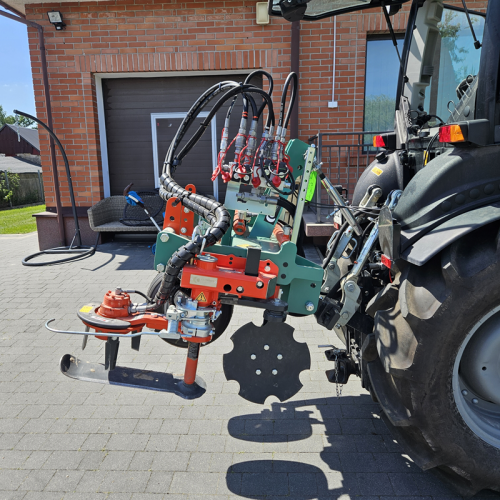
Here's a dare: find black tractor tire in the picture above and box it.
[368,222,500,496]
[146,273,233,348]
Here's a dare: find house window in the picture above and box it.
[363,36,404,139]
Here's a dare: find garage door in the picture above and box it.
[102,74,260,198]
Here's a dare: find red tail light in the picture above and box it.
[373,135,386,148]
[439,125,465,143]
[381,254,392,269]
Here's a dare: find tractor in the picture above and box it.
[47,0,500,494]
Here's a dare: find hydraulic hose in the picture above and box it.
[276,196,296,217]
[173,85,275,168]
[280,72,298,130]
[153,84,275,307]
[164,81,241,174]
[153,179,230,307]
[244,70,274,124]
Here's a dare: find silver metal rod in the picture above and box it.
[45,319,159,338]
[317,170,362,236]
[292,145,316,244]
[349,223,379,277]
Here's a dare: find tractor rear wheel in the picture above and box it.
[369,223,500,496]
[146,273,233,348]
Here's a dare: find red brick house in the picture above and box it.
[0,0,487,247]
[0,124,40,156]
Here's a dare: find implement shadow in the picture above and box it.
[224,395,472,499]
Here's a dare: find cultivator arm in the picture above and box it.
[49,71,399,404]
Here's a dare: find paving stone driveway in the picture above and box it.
[1,233,499,500]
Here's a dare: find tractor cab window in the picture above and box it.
[419,7,485,124]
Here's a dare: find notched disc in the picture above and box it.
[223,321,311,404]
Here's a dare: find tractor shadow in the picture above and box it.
[82,240,155,271]
[224,395,499,499]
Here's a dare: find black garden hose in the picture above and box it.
[15,110,98,266]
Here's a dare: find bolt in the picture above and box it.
[472,398,479,404]
[181,227,187,234]
[160,233,170,243]
[256,370,261,375]
[462,390,468,396]
[341,312,349,319]
[328,263,335,269]
[272,369,278,375]
[305,301,314,312]
[256,281,264,288]
[156,264,165,272]
[184,208,190,213]
[264,265,271,272]
[277,354,283,360]
[324,287,330,292]
[345,281,355,293]
[115,286,123,295]
[251,354,256,360]
[335,323,341,329]
[244,175,250,181]
[236,286,244,293]
[264,345,269,350]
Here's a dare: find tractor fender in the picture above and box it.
[401,202,500,266]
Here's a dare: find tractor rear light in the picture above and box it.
[373,135,386,148]
[381,254,392,269]
[439,125,465,143]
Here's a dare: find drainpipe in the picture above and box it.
[0,9,65,246]
[0,0,25,17]
[290,20,300,140]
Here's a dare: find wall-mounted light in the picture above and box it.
[47,10,66,31]
[256,2,270,25]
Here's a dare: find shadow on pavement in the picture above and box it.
[83,241,155,271]
[224,395,486,499]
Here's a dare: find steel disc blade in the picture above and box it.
[223,321,310,404]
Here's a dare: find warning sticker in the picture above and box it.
[195,291,207,302]
[79,305,93,313]
[371,166,383,176]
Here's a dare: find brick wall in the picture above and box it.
[24,0,486,208]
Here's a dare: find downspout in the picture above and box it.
[0,9,65,246]
[290,20,300,139]
[0,0,25,17]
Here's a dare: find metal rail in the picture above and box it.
[309,130,392,222]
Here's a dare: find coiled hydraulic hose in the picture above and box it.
[151,83,275,308]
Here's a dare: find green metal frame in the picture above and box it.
[154,141,323,315]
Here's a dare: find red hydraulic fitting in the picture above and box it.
[252,176,261,188]
[233,211,247,236]
[271,175,281,188]
[273,225,292,246]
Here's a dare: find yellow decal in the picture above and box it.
[195,291,207,302]
[371,166,383,176]
[79,305,93,313]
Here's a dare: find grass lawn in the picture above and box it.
[0,204,45,234]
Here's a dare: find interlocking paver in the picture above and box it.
[1,234,496,500]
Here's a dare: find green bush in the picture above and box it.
[0,171,20,203]
[12,189,40,206]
